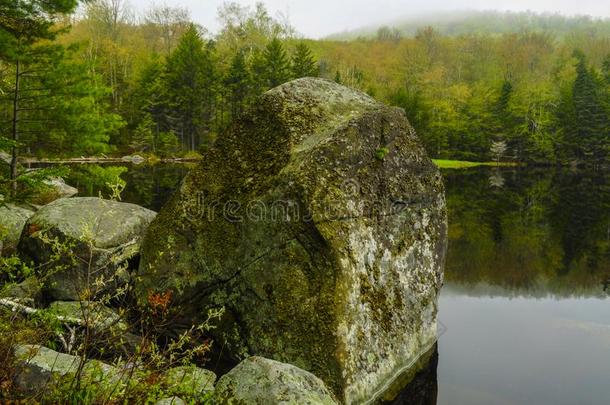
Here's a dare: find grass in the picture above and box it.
[432,159,519,169]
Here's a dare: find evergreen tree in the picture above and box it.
[496,80,513,118]
[602,55,610,84]
[388,88,433,151]
[0,0,79,189]
[570,51,608,163]
[261,38,290,88]
[165,24,217,151]
[334,70,342,84]
[291,43,318,78]
[224,51,251,120]
[1,44,123,155]
[493,79,518,157]
[127,56,169,152]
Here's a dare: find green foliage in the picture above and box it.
[65,165,126,201]
[569,52,609,163]
[0,227,222,403]
[260,37,290,88]
[165,24,217,151]
[224,50,252,120]
[375,147,389,160]
[388,87,431,146]
[291,42,319,78]
[0,0,78,52]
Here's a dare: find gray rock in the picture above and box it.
[13,344,80,393]
[43,177,78,199]
[121,155,146,164]
[214,356,338,405]
[18,197,156,300]
[0,276,42,305]
[0,203,35,255]
[162,365,216,397]
[136,78,447,403]
[47,301,128,332]
[155,397,186,405]
[13,344,125,394]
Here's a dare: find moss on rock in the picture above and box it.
[136,78,447,403]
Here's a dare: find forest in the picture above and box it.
[1,0,609,184]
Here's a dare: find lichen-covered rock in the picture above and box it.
[0,276,42,306]
[43,177,78,199]
[155,397,186,405]
[48,301,128,332]
[13,344,81,393]
[161,365,216,397]
[214,356,338,405]
[27,176,78,205]
[13,344,124,394]
[18,197,156,300]
[136,78,447,403]
[0,204,34,255]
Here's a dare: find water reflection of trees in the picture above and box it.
[66,163,191,212]
[444,168,610,298]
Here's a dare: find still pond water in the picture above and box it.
[64,164,610,405]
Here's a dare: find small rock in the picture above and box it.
[0,276,42,305]
[43,177,78,199]
[162,365,216,397]
[0,204,35,256]
[121,155,146,164]
[155,397,186,405]
[13,345,81,393]
[13,345,125,394]
[214,356,338,405]
[48,301,128,332]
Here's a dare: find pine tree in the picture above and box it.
[127,56,169,152]
[262,38,290,88]
[0,0,79,190]
[334,70,342,84]
[602,55,610,84]
[224,51,251,120]
[571,51,608,163]
[165,24,217,151]
[291,43,318,78]
[493,79,519,158]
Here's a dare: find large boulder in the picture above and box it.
[214,356,338,405]
[0,204,35,255]
[136,78,447,403]
[18,197,156,300]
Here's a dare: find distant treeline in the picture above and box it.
[316,27,610,164]
[328,10,610,41]
[1,2,609,166]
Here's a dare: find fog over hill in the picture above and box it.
[126,0,610,38]
[325,10,610,40]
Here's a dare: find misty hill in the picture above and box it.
[326,10,610,40]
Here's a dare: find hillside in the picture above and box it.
[326,10,610,40]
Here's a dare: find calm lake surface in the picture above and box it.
[64,163,610,404]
